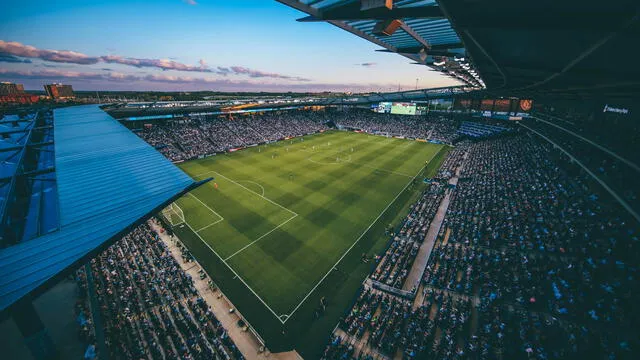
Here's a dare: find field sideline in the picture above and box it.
[169,130,447,352]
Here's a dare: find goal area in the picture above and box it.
[162,202,185,226]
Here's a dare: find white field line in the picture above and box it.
[224,213,298,261]
[238,180,265,197]
[283,146,443,322]
[188,135,444,323]
[188,193,225,233]
[181,220,288,324]
[195,218,224,233]
[193,170,298,217]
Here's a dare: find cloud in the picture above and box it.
[0,40,310,81]
[226,66,310,81]
[0,68,397,92]
[357,62,376,67]
[0,40,100,64]
[183,0,198,5]
[100,55,212,72]
[0,53,32,63]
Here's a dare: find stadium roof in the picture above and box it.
[105,85,472,119]
[0,105,204,314]
[281,0,640,100]
[277,0,484,87]
[439,0,640,100]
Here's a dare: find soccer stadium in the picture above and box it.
[1,1,640,359]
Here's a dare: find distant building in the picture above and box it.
[0,82,25,95]
[0,82,38,104]
[0,94,40,105]
[44,83,75,99]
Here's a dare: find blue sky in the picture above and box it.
[0,0,460,92]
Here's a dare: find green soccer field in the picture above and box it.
[171,131,444,327]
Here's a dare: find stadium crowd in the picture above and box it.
[137,110,463,162]
[334,109,459,143]
[131,108,638,359]
[521,118,640,214]
[371,182,446,289]
[83,222,243,360]
[322,132,639,359]
[137,111,328,161]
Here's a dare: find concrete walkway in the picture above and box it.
[402,152,467,292]
[149,219,302,360]
[401,191,452,291]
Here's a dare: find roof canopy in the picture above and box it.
[0,105,202,313]
[281,0,640,100]
[278,0,483,87]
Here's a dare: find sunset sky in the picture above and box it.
[0,0,461,92]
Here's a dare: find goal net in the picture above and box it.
[162,202,185,226]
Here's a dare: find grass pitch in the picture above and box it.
[170,130,446,352]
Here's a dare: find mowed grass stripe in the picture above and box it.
[177,131,444,315]
[215,134,438,312]
[188,177,294,258]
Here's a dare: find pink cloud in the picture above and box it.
[0,40,100,65]
[227,66,310,81]
[0,68,396,92]
[0,40,310,81]
[100,55,211,72]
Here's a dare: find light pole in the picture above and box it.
[415,78,419,90]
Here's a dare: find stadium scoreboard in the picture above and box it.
[373,102,418,115]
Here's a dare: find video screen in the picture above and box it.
[376,102,393,113]
[391,102,417,115]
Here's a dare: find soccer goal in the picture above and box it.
[162,202,185,226]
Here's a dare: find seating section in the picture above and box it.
[136,110,466,162]
[86,223,243,360]
[322,134,639,359]
[457,121,509,138]
[371,183,447,290]
[522,118,640,215]
[137,111,328,161]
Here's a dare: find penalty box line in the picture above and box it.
[283,146,443,323]
[188,193,225,233]
[192,170,298,218]
[182,220,289,324]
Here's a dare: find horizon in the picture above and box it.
[1,0,461,92]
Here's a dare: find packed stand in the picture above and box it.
[323,131,639,359]
[334,109,460,143]
[371,182,446,290]
[522,118,640,213]
[88,222,243,360]
[327,287,473,359]
[137,111,328,161]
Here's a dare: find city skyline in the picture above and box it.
[0,0,461,92]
